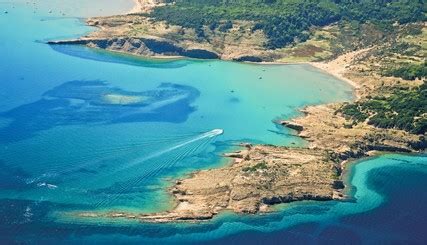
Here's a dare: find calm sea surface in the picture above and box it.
[0,1,426,244]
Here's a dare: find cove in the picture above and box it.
[1,1,426,244]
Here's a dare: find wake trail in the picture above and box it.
[117,129,223,171]
[90,129,222,209]
[92,137,212,209]
[24,132,205,184]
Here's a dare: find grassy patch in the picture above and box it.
[242,161,268,173]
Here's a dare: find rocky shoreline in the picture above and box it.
[47,37,220,59]
[79,144,346,222]
[46,6,281,62]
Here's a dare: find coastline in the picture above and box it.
[2,1,427,243]
[308,63,359,89]
[74,50,361,222]
[49,39,361,91]
[306,48,372,100]
[75,43,425,222]
[69,41,425,222]
[255,59,361,92]
[56,7,427,223]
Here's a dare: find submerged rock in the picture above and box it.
[279,120,304,131]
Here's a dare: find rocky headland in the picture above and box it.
[80,144,346,222]
[46,0,280,61]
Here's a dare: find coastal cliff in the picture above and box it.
[48,38,219,59]
[47,10,278,61]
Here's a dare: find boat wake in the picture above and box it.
[89,128,224,208]
[121,129,224,170]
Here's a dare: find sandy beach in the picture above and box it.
[308,49,371,90]
[255,56,364,92]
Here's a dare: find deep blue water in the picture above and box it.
[206,160,427,244]
[1,155,426,244]
[0,1,426,244]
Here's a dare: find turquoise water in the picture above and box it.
[0,1,426,244]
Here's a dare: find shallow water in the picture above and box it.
[0,1,426,244]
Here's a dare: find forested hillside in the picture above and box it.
[150,0,426,48]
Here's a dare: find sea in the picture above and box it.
[0,1,426,244]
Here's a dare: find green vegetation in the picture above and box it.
[243,161,268,172]
[384,61,427,80]
[150,0,425,49]
[340,82,427,135]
